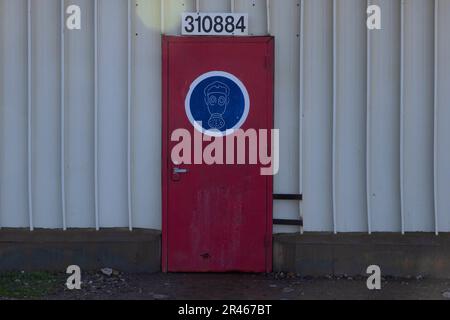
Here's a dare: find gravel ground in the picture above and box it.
[2,271,450,300]
[38,272,450,300]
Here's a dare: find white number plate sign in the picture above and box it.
[182,13,249,36]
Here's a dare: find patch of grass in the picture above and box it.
[0,272,63,299]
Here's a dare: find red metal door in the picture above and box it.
[162,36,274,273]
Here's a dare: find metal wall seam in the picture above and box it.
[266,0,270,35]
[399,0,405,235]
[231,0,235,13]
[434,0,439,235]
[196,0,200,12]
[61,0,67,231]
[332,0,337,234]
[366,0,372,234]
[27,0,33,231]
[299,0,304,234]
[94,0,100,230]
[127,0,133,231]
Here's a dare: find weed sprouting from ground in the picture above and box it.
[0,272,63,299]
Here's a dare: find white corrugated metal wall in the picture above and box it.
[0,0,449,234]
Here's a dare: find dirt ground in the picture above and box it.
[2,271,450,300]
[47,273,450,300]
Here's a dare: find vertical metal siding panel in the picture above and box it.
[199,0,230,12]
[435,0,450,232]
[60,0,66,230]
[97,0,128,227]
[367,0,401,232]
[164,0,195,35]
[65,0,95,228]
[334,0,368,232]
[32,0,63,228]
[402,0,435,232]
[133,0,162,229]
[302,0,333,232]
[94,0,100,230]
[399,0,405,234]
[127,0,133,230]
[366,0,372,234]
[271,0,301,234]
[27,0,33,230]
[299,0,304,232]
[0,0,29,228]
[0,1,2,227]
[234,0,267,35]
[433,0,439,235]
[332,0,337,234]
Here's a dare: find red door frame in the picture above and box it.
[161,36,274,273]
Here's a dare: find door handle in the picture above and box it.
[173,167,189,174]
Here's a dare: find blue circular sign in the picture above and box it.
[185,71,250,137]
